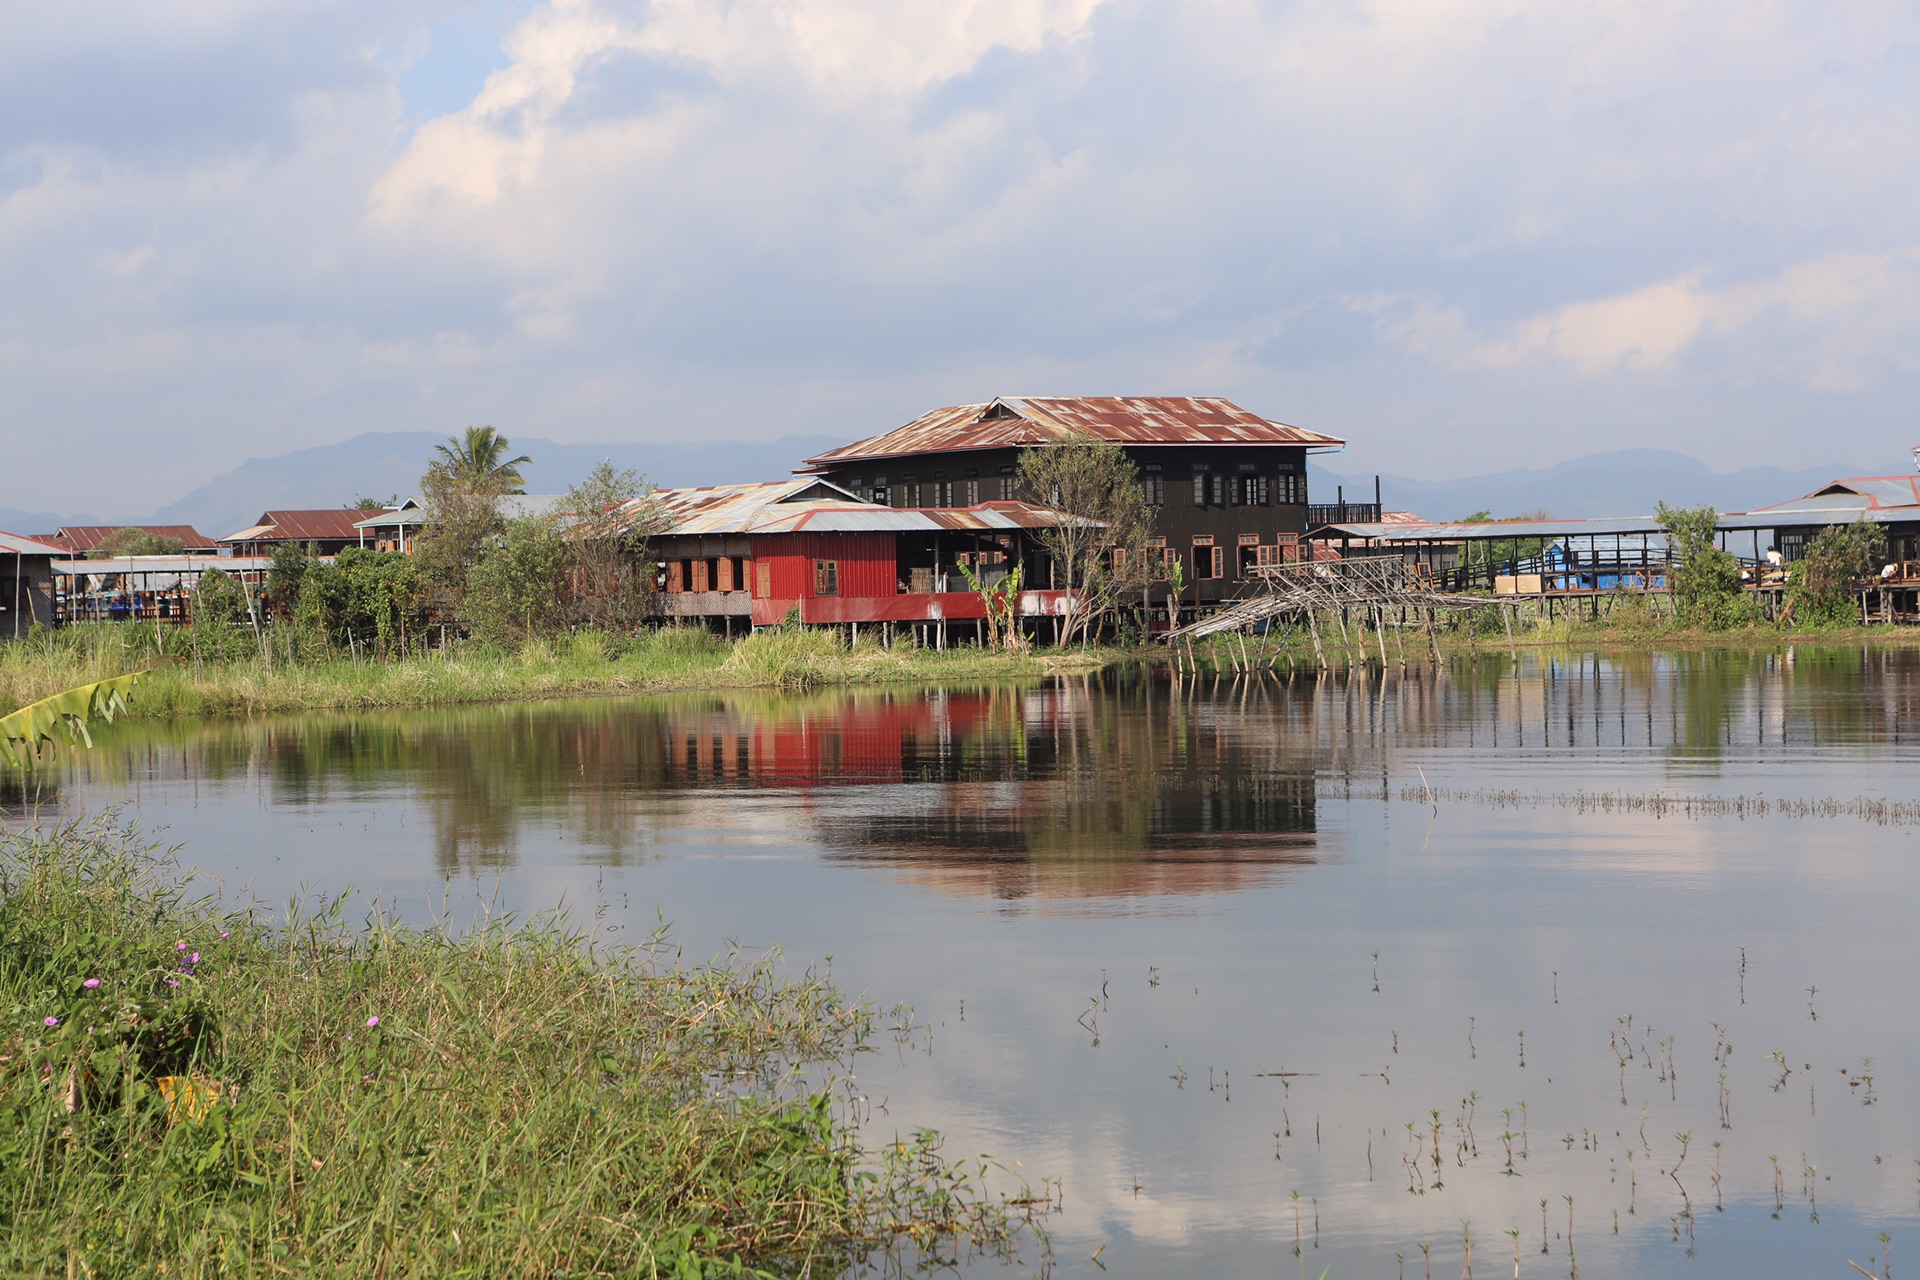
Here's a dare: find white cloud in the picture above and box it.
[6,0,1920,513]
[1373,250,1920,393]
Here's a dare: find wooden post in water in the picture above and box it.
[1425,607,1441,665]
[1307,609,1328,670]
[1502,604,1518,661]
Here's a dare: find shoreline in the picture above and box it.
[6,617,1920,724]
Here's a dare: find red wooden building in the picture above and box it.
[642,479,1083,640]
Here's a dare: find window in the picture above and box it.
[813,560,839,596]
[1192,469,1210,507]
[965,471,979,505]
[1237,475,1269,506]
[667,561,685,593]
[1212,474,1227,506]
[755,562,772,597]
[1193,540,1222,580]
[1143,467,1164,506]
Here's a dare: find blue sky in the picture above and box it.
[4,0,1919,514]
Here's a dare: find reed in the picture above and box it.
[0,623,1124,722]
[0,817,1045,1277]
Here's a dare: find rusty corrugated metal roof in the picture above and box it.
[0,529,66,556]
[52,525,219,553]
[219,509,390,543]
[799,396,1344,471]
[642,479,1090,537]
[750,500,1092,535]
[1750,476,1920,514]
[640,479,857,536]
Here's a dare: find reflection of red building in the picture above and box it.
[641,479,1083,637]
[655,687,1320,902]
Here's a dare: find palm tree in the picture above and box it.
[434,426,532,493]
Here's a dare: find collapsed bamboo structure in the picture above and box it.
[1163,557,1519,664]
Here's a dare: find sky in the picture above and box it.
[5,0,1920,515]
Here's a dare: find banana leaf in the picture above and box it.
[0,671,144,768]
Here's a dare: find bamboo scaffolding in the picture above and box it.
[1163,558,1518,646]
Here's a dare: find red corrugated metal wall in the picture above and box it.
[750,532,896,600]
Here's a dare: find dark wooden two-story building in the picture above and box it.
[796,396,1350,606]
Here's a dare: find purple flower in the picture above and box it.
[175,941,187,952]
[365,1015,380,1028]
[218,931,230,941]
[81,978,100,990]
[188,953,200,965]
[43,1016,58,1027]
[165,978,180,989]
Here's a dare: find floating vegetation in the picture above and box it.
[1381,784,1920,828]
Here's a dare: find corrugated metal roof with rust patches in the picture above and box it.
[641,479,860,536]
[0,529,67,556]
[643,479,1091,536]
[219,509,395,543]
[798,396,1344,471]
[1750,476,1920,514]
[52,525,220,553]
[751,500,1094,535]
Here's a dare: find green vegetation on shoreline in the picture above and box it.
[0,818,1046,1276]
[9,598,1920,726]
[0,624,1119,722]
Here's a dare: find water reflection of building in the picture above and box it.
[654,685,1322,901]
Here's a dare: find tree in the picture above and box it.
[561,461,670,633]
[1655,501,1746,628]
[294,549,428,657]
[434,426,532,493]
[1788,517,1886,625]
[89,528,184,559]
[265,541,313,616]
[1013,433,1151,646]
[463,517,569,646]
[413,460,514,612]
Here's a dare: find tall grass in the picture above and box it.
[0,623,1111,720]
[0,818,1045,1277]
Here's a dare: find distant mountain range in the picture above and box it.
[0,432,850,542]
[0,435,1896,541]
[1312,448,1888,522]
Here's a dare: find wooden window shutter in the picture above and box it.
[1211,546,1224,579]
[755,561,771,597]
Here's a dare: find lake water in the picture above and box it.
[10,646,1920,1279]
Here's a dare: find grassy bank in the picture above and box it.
[0,623,1127,721]
[1169,603,1920,673]
[0,818,1045,1276]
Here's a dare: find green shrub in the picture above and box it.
[462,516,568,647]
[1655,502,1746,629]
[1788,518,1886,627]
[0,819,1043,1277]
[294,550,429,658]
